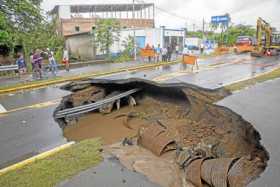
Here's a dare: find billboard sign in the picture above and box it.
[211,15,230,25]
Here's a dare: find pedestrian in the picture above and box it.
[155,44,161,62]
[175,44,179,58]
[63,48,70,72]
[161,47,168,62]
[200,43,205,54]
[47,48,58,76]
[16,53,27,76]
[145,44,152,63]
[167,45,172,61]
[32,49,43,79]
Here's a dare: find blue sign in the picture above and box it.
[211,15,230,25]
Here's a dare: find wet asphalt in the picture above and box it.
[0,53,280,185]
[56,156,160,187]
[218,78,280,187]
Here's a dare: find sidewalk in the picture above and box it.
[0,60,177,94]
[0,61,149,87]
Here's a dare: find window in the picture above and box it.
[75,26,80,32]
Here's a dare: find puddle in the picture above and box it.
[54,79,269,187]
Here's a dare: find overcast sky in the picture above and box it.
[42,0,280,30]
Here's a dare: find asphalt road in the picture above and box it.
[97,54,280,89]
[0,53,279,172]
[56,156,160,187]
[218,78,280,187]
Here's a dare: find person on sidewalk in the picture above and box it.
[47,48,58,76]
[162,47,168,62]
[175,44,179,59]
[16,53,27,76]
[63,48,70,72]
[200,43,205,54]
[32,49,43,79]
[155,44,161,62]
[167,45,172,61]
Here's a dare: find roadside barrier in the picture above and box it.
[0,65,18,72]
[182,55,199,71]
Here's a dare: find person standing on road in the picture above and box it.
[155,44,161,62]
[63,48,70,72]
[47,49,58,76]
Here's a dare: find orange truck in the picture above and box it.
[234,36,255,54]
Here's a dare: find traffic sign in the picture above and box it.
[211,15,230,25]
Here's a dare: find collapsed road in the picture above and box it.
[54,78,269,187]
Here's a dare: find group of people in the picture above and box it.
[144,44,179,62]
[16,48,70,79]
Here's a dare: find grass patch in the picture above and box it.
[226,67,280,92]
[0,139,103,187]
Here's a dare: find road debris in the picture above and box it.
[138,123,176,156]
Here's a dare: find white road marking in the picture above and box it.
[0,104,7,114]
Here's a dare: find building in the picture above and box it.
[50,3,155,37]
[65,27,186,60]
[111,27,185,54]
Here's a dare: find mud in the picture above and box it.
[54,79,269,187]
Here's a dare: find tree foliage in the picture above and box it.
[0,0,63,62]
[0,0,43,32]
[94,19,120,56]
[225,25,256,45]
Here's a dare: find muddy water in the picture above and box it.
[63,107,142,145]
[63,95,190,145]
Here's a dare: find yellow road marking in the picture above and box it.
[0,99,60,115]
[0,142,75,176]
[0,61,178,95]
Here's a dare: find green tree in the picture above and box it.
[95,19,120,57]
[0,0,43,33]
[225,25,256,46]
[0,0,64,63]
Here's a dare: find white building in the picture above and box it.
[65,27,186,60]
[111,27,185,54]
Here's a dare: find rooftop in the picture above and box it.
[50,3,154,14]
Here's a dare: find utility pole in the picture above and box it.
[202,18,205,34]
[133,0,137,61]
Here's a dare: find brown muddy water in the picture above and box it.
[55,80,269,187]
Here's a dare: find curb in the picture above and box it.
[0,61,178,95]
[0,142,75,176]
[224,65,280,91]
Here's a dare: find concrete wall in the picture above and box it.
[65,34,95,60]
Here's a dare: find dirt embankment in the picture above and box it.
[54,79,269,187]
